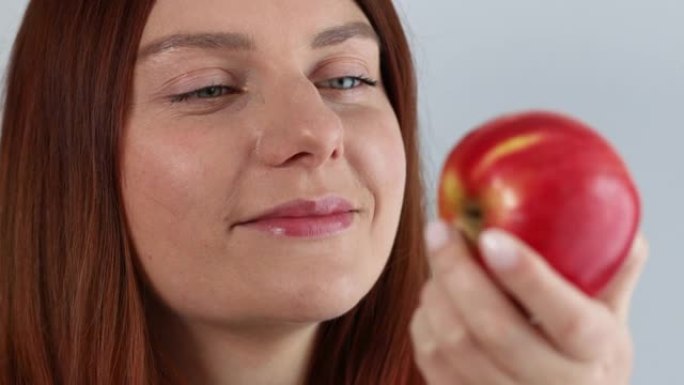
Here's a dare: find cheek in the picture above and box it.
[121,112,250,226]
[119,120,246,301]
[346,105,407,206]
[122,131,209,226]
[344,104,407,251]
[120,119,256,324]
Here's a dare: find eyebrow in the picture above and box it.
[311,22,379,49]
[136,21,379,62]
[137,32,255,61]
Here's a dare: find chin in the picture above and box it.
[277,264,383,324]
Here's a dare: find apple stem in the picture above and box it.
[458,201,483,245]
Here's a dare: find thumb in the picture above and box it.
[597,232,649,321]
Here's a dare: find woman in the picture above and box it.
[0,0,647,384]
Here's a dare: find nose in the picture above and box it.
[255,78,344,169]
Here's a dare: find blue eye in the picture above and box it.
[319,76,378,90]
[171,85,240,103]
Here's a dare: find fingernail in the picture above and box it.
[479,229,519,270]
[424,220,451,253]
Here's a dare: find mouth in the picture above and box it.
[235,196,360,238]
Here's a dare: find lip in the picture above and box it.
[236,196,358,237]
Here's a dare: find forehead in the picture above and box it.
[140,0,369,46]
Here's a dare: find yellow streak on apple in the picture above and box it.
[442,170,463,217]
[473,133,544,178]
[459,133,541,243]
[442,171,481,244]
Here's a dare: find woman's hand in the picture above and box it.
[410,222,648,385]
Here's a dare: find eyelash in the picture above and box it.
[319,75,378,91]
[169,75,378,104]
[170,84,241,103]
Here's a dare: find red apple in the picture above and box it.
[438,111,641,296]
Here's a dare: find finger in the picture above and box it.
[597,232,649,321]
[429,227,571,381]
[424,220,471,275]
[478,228,616,361]
[410,305,464,385]
[420,280,516,385]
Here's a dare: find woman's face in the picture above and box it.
[122,0,406,327]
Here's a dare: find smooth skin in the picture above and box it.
[123,0,405,384]
[411,223,648,385]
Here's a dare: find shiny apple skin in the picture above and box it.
[438,111,641,296]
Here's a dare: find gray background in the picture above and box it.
[1,0,682,383]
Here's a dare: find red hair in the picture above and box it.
[0,1,429,384]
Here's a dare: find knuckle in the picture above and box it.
[411,344,436,374]
[560,310,610,347]
[560,313,594,342]
[416,344,440,361]
[436,327,469,355]
[411,307,468,367]
[475,311,513,347]
[583,361,609,384]
[558,332,633,385]
[411,330,438,359]
[417,340,441,362]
